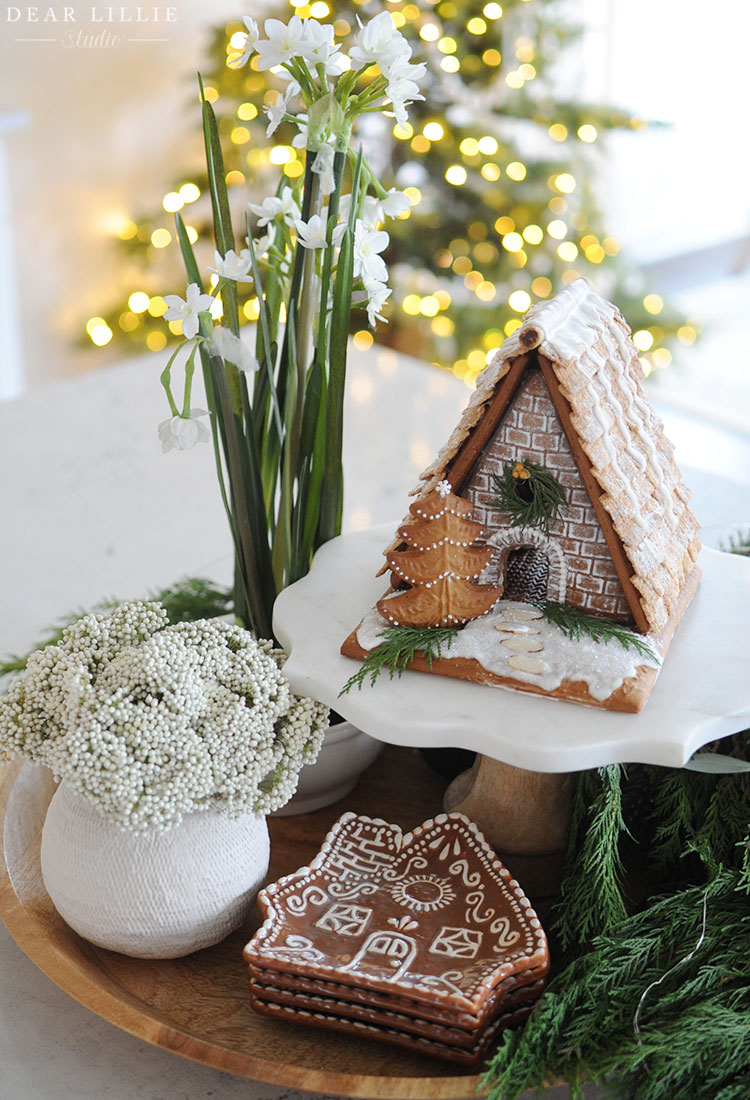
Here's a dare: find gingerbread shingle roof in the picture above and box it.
[386,279,701,633]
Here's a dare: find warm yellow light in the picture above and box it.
[162,191,183,213]
[452,256,472,274]
[226,170,245,186]
[231,126,251,146]
[269,145,292,164]
[419,295,440,317]
[522,224,543,245]
[483,330,503,349]
[515,38,534,62]
[557,241,578,262]
[431,315,455,337]
[210,298,224,320]
[506,161,526,181]
[577,124,597,143]
[467,349,486,370]
[182,225,197,244]
[509,250,527,267]
[643,293,664,315]
[508,289,531,312]
[151,228,172,249]
[128,291,150,313]
[446,165,468,185]
[119,311,139,332]
[402,294,421,315]
[481,163,501,181]
[243,298,260,321]
[237,103,258,123]
[639,357,652,377]
[309,0,329,15]
[554,173,576,193]
[404,186,422,206]
[547,219,567,240]
[505,71,524,88]
[391,10,405,27]
[531,276,552,298]
[411,135,430,153]
[284,160,304,178]
[504,318,522,336]
[677,324,697,345]
[585,244,605,264]
[460,137,480,156]
[474,241,497,263]
[602,236,620,256]
[478,136,498,155]
[203,85,219,102]
[435,249,453,268]
[467,16,487,33]
[333,18,350,35]
[438,35,457,52]
[353,329,374,350]
[464,271,483,291]
[146,331,167,351]
[633,329,654,351]
[85,315,105,335]
[440,55,460,72]
[502,231,524,252]
[420,23,440,40]
[423,121,444,140]
[179,183,200,204]
[482,48,501,65]
[229,30,246,48]
[652,347,672,369]
[393,122,414,139]
[88,321,113,347]
[476,281,496,302]
[147,296,167,317]
[483,2,502,17]
[167,319,183,336]
[117,219,138,240]
[494,215,515,234]
[549,196,567,215]
[434,289,452,308]
[403,3,420,19]
[518,63,536,79]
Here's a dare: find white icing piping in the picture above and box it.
[585,382,645,528]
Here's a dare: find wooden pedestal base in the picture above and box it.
[444,755,574,902]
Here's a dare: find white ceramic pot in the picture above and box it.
[274,720,383,816]
[40,781,270,958]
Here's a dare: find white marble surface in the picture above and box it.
[1,344,748,1100]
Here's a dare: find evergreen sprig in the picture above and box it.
[534,599,658,662]
[0,577,232,677]
[492,459,568,535]
[717,528,750,556]
[340,624,459,695]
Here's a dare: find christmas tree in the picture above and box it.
[88,1,697,382]
[378,480,501,627]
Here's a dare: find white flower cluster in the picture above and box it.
[0,602,328,833]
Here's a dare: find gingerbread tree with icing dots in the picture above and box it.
[377,481,501,629]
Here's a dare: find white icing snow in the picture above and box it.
[356,600,662,703]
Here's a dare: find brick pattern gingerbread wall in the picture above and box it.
[463,367,633,622]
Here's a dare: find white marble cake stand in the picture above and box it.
[274,525,750,862]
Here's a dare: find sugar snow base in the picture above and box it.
[356,600,661,703]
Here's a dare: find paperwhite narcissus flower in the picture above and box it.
[311,143,336,196]
[349,11,409,70]
[209,327,259,374]
[255,15,307,70]
[300,19,346,75]
[294,214,345,250]
[158,409,210,453]
[264,81,299,138]
[209,248,253,281]
[248,188,300,227]
[365,280,391,327]
[163,284,213,340]
[379,188,411,218]
[353,221,389,282]
[229,15,260,69]
[385,58,426,127]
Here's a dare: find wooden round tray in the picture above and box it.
[0,747,489,1099]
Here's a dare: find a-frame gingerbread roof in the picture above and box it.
[384,279,701,634]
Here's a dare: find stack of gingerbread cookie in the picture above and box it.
[243,811,549,1064]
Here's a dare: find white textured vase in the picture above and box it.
[40,781,270,958]
[273,719,383,816]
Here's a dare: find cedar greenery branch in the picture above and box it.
[340,624,459,694]
[492,459,568,536]
[533,599,658,662]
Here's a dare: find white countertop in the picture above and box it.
[1,346,748,1100]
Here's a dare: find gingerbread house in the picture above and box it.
[342,279,702,712]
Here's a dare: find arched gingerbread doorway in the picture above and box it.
[479,526,568,602]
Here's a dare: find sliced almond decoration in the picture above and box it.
[501,607,544,621]
[493,623,540,635]
[508,654,548,674]
[502,638,544,653]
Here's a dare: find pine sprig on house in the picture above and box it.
[339,624,459,694]
[533,599,658,661]
[491,459,568,535]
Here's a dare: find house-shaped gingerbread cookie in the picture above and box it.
[342,279,702,712]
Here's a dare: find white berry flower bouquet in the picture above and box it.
[158,11,426,638]
[0,601,328,831]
